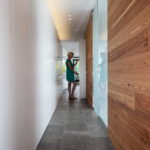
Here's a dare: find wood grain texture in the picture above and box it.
[85,14,93,107]
[108,0,150,150]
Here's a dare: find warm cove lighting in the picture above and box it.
[48,0,71,40]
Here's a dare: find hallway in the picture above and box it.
[36,90,114,150]
[1,0,150,150]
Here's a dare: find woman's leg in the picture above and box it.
[68,81,72,98]
[71,82,77,98]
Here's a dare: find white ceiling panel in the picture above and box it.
[48,0,96,40]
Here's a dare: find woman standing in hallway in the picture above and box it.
[66,52,79,100]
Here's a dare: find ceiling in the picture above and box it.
[48,0,96,40]
[62,41,79,57]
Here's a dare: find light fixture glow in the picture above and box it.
[48,0,73,40]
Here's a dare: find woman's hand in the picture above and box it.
[74,60,79,67]
[75,72,79,75]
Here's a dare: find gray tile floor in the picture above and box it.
[36,90,115,150]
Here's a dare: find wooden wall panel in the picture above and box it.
[108,0,150,150]
[85,15,93,107]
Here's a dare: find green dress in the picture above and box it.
[66,59,75,82]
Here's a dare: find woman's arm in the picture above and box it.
[67,63,78,75]
[73,60,79,67]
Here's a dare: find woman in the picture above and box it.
[66,52,79,99]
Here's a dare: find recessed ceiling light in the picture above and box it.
[68,14,72,17]
[68,18,72,21]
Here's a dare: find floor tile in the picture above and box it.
[61,131,92,150]
[65,121,87,132]
[36,91,115,150]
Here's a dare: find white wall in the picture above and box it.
[0,1,16,150]
[0,0,62,150]
[79,39,86,99]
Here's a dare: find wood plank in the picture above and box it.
[85,14,93,107]
[109,51,150,75]
[109,97,150,150]
[109,89,135,110]
[109,29,149,62]
[108,0,150,149]
[109,4,150,52]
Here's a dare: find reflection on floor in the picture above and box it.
[36,90,115,150]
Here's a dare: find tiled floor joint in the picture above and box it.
[37,90,115,150]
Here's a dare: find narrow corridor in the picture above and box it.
[36,90,115,150]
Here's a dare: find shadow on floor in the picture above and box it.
[36,91,115,150]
